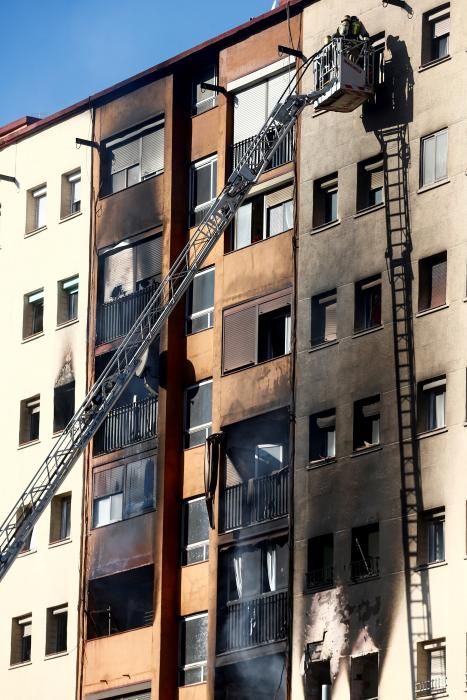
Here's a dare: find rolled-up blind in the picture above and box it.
[267,70,292,114]
[258,293,291,316]
[104,247,134,301]
[264,184,294,209]
[93,465,124,498]
[136,236,162,283]
[110,138,139,175]
[324,301,337,341]
[433,15,450,38]
[316,413,336,429]
[362,399,380,418]
[142,127,164,178]
[126,459,154,517]
[223,306,257,372]
[233,82,267,143]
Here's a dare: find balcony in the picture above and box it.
[217,590,289,654]
[305,566,334,592]
[231,128,294,172]
[220,468,288,532]
[96,285,155,345]
[94,396,157,455]
[350,556,380,582]
[416,678,448,698]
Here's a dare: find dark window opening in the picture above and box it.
[422,5,450,65]
[309,410,336,462]
[306,658,332,700]
[11,615,32,665]
[313,173,338,228]
[417,376,446,433]
[57,276,79,325]
[306,534,334,590]
[53,382,75,433]
[49,493,71,543]
[215,655,286,700]
[23,289,44,338]
[351,524,379,582]
[418,508,445,566]
[418,252,447,311]
[355,275,382,332]
[46,605,68,655]
[311,290,337,346]
[416,639,447,696]
[351,653,379,700]
[357,155,384,211]
[19,395,40,444]
[353,396,380,451]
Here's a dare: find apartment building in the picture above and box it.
[0,111,91,699]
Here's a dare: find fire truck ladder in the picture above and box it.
[378,125,431,698]
[0,57,328,582]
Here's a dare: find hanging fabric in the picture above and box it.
[267,542,277,592]
[233,552,243,599]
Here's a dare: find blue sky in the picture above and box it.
[1,0,276,126]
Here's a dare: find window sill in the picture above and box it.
[48,538,72,549]
[416,304,448,318]
[18,439,40,450]
[354,202,385,219]
[416,560,447,572]
[18,548,37,558]
[417,178,450,195]
[309,339,338,353]
[25,225,47,238]
[351,445,383,458]
[417,427,448,440]
[352,324,384,339]
[44,651,69,661]
[21,332,45,344]
[56,318,79,331]
[179,682,207,689]
[418,55,451,73]
[311,219,341,235]
[181,559,209,568]
[59,211,82,224]
[307,457,337,470]
[9,661,33,670]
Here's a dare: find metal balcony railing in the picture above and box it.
[231,128,294,171]
[94,396,157,455]
[218,590,289,654]
[220,468,288,532]
[305,565,334,591]
[415,677,447,697]
[96,285,156,345]
[351,555,380,582]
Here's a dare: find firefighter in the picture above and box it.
[336,14,351,37]
[350,15,369,40]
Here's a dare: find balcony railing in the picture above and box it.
[351,555,380,582]
[96,285,155,345]
[220,468,288,532]
[231,128,295,172]
[305,566,334,591]
[94,396,157,455]
[218,590,289,654]
[415,677,447,697]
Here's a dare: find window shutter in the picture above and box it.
[433,15,450,38]
[430,648,446,678]
[430,257,447,307]
[141,127,164,178]
[93,465,124,498]
[370,168,384,191]
[136,236,162,283]
[324,300,337,341]
[316,414,335,429]
[104,247,135,300]
[223,306,257,372]
[125,459,154,518]
[362,400,380,418]
[267,70,292,114]
[109,138,140,175]
[233,82,267,143]
[264,184,294,209]
[258,293,291,315]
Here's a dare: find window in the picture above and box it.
[417,639,447,695]
[355,275,382,332]
[417,377,446,433]
[23,288,44,338]
[190,155,217,226]
[309,410,336,463]
[184,379,212,448]
[223,289,291,373]
[182,497,210,565]
[351,523,380,581]
[306,534,334,590]
[92,458,155,528]
[61,170,81,218]
[11,615,32,665]
[313,173,338,228]
[192,64,218,115]
[102,119,165,195]
[49,493,71,543]
[311,290,337,345]
[422,5,450,64]
[357,156,384,210]
[19,395,40,444]
[350,653,379,700]
[100,235,162,303]
[186,267,214,334]
[57,276,79,325]
[419,508,445,566]
[233,184,294,250]
[53,382,75,432]
[179,613,208,686]
[45,605,68,655]
[418,252,447,311]
[353,396,380,451]
[224,539,288,602]
[421,129,448,187]
[26,185,47,232]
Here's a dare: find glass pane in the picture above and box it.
[435,389,445,428]
[183,666,204,685]
[127,164,140,187]
[194,163,212,208]
[268,203,285,236]
[187,499,209,547]
[94,497,111,527]
[275,541,289,589]
[111,170,126,194]
[255,444,283,477]
[284,199,294,230]
[241,548,262,597]
[184,615,208,665]
[186,544,208,565]
[435,131,448,181]
[422,136,436,186]
[192,269,214,315]
[327,429,336,458]
[186,381,212,431]
[235,201,252,249]
[189,314,210,334]
[125,459,155,517]
[36,195,47,228]
[72,179,81,205]
[110,492,123,522]
[371,417,380,444]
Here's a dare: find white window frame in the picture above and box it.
[32,186,47,230]
[421,129,448,188]
[192,64,218,114]
[182,496,210,565]
[68,171,81,214]
[190,155,217,224]
[180,612,208,686]
[184,378,213,446]
[186,267,214,335]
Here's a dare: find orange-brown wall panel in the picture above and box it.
[191,107,220,161]
[180,562,210,617]
[186,328,215,384]
[182,446,206,499]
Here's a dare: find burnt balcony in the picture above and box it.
[94,396,157,455]
[350,555,380,582]
[220,468,288,532]
[96,285,155,345]
[217,590,289,654]
[231,128,294,172]
[305,565,334,592]
[415,677,447,698]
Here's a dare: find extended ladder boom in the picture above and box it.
[0,58,325,581]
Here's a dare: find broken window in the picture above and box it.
[19,395,40,444]
[351,523,380,581]
[184,379,212,448]
[418,252,447,311]
[182,497,210,565]
[186,266,214,334]
[355,275,382,332]
[350,653,379,700]
[417,376,446,433]
[49,493,71,543]
[309,410,336,463]
[421,129,448,188]
[224,539,288,602]
[61,170,81,218]
[422,5,450,65]
[87,565,154,639]
[190,155,217,226]
[313,173,338,228]
[305,657,332,700]
[23,289,44,338]
[306,534,334,590]
[53,381,75,432]
[92,458,155,528]
[418,508,445,566]
[311,290,337,346]
[11,614,32,665]
[233,184,294,250]
[57,276,79,325]
[45,605,68,655]
[357,155,384,211]
[26,185,46,233]
[179,612,208,686]
[417,639,447,696]
[192,63,218,115]
[353,395,380,451]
